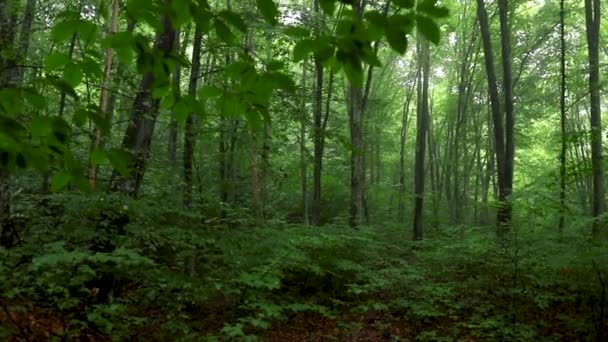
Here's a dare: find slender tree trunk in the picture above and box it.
[584,0,604,238]
[183,25,203,207]
[109,8,176,195]
[0,0,18,246]
[497,0,515,233]
[413,36,430,241]
[559,0,567,232]
[13,0,34,86]
[168,28,181,163]
[477,0,509,235]
[300,61,309,225]
[398,77,416,223]
[89,0,119,188]
[311,0,325,226]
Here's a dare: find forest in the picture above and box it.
[0,0,607,340]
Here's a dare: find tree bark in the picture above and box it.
[89,0,119,189]
[109,8,176,196]
[497,0,515,233]
[413,36,430,241]
[477,0,510,235]
[300,61,309,225]
[183,25,203,207]
[398,76,415,223]
[584,0,604,238]
[559,0,567,232]
[311,0,324,226]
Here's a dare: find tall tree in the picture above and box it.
[497,0,515,232]
[311,0,325,226]
[413,36,430,241]
[89,0,119,188]
[183,25,203,207]
[584,0,604,238]
[476,0,512,234]
[558,0,567,232]
[0,0,18,246]
[109,6,176,195]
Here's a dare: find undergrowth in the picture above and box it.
[0,193,606,341]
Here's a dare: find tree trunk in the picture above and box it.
[584,0,604,238]
[183,25,203,207]
[413,36,430,241]
[89,0,119,189]
[477,0,509,235]
[300,61,309,225]
[311,0,324,226]
[559,0,567,232]
[398,76,416,223]
[109,8,176,196]
[0,0,18,246]
[168,27,181,164]
[497,0,515,233]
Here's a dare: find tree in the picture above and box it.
[559,0,567,232]
[497,0,515,232]
[109,8,176,195]
[413,36,430,241]
[311,0,325,226]
[89,0,119,189]
[183,25,203,207]
[584,0,604,238]
[476,0,513,234]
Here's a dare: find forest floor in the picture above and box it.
[0,196,606,341]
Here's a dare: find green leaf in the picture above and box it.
[63,63,83,87]
[389,14,414,34]
[392,0,415,9]
[90,149,108,165]
[385,27,408,54]
[214,18,234,44]
[47,76,79,100]
[173,98,189,123]
[284,26,310,38]
[51,171,71,192]
[198,86,223,98]
[31,117,52,137]
[320,0,336,16]
[73,109,88,127]
[416,15,440,44]
[293,39,315,62]
[256,0,279,25]
[219,10,247,32]
[417,0,450,18]
[268,72,296,92]
[51,20,76,42]
[266,60,285,71]
[44,53,70,71]
[108,148,132,176]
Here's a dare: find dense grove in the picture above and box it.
[0,0,607,340]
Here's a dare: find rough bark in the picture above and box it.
[413,37,430,241]
[477,0,509,234]
[0,0,18,246]
[168,27,181,164]
[183,25,203,207]
[497,0,515,233]
[300,61,309,225]
[109,9,176,196]
[584,0,604,238]
[559,0,567,232]
[89,0,119,189]
[398,77,416,223]
[311,0,324,226]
